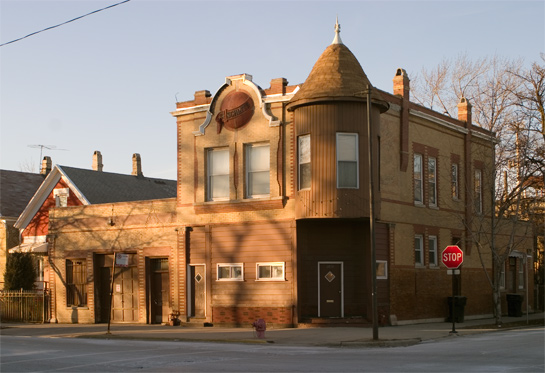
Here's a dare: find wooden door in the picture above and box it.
[319,262,343,318]
[112,266,138,322]
[149,258,169,324]
[190,265,205,318]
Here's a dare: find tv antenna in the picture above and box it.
[28,144,68,167]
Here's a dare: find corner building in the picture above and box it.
[171,24,520,326]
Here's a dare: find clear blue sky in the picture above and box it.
[1,0,543,180]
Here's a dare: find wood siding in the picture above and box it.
[293,102,381,219]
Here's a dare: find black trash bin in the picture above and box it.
[447,296,467,323]
[506,294,523,317]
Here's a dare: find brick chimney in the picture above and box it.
[457,97,472,126]
[270,78,288,95]
[92,151,103,171]
[132,153,143,176]
[194,90,211,105]
[393,68,410,100]
[40,156,52,175]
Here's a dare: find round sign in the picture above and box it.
[215,90,254,133]
[442,245,463,269]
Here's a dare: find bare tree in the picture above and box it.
[413,54,542,325]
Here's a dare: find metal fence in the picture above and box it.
[0,289,50,323]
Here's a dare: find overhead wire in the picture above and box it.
[0,0,131,47]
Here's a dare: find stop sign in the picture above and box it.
[442,245,463,269]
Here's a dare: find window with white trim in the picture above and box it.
[518,259,524,290]
[428,235,438,267]
[336,133,358,188]
[414,154,423,203]
[217,263,243,281]
[207,148,229,201]
[256,262,285,281]
[54,188,69,207]
[451,163,459,199]
[474,169,482,213]
[376,260,388,279]
[414,235,424,266]
[246,143,270,198]
[428,157,437,206]
[298,135,311,190]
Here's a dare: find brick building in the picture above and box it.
[48,22,534,325]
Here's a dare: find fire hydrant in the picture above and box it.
[252,318,266,339]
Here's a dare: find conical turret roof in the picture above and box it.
[287,20,388,112]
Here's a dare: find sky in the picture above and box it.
[1,0,543,180]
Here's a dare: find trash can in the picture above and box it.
[447,296,467,323]
[506,294,523,317]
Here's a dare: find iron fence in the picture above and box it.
[0,288,50,323]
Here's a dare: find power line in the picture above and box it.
[1,0,131,47]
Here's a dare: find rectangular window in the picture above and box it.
[518,259,524,290]
[336,133,358,188]
[429,235,438,267]
[217,263,243,281]
[414,235,424,266]
[451,163,459,199]
[256,262,285,281]
[474,169,482,213]
[207,148,229,201]
[66,259,87,307]
[54,188,69,207]
[376,260,388,279]
[414,154,423,203]
[428,157,437,206]
[500,262,506,289]
[298,135,311,190]
[246,143,270,198]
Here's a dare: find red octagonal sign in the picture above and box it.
[442,245,464,269]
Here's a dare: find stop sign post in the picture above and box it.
[442,245,463,334]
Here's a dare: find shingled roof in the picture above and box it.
[0,170,45,218]
[59,166,177,204]
[287,21,388,112]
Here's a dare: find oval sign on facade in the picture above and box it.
[216,91,255,133]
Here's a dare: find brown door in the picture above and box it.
[319,262,343,318]
[149,258,169,324]
[190,265,205,318]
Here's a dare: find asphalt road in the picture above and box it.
[1,327,543,372]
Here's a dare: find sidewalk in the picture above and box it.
[1,313,543,348]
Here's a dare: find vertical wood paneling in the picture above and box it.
[294,102,380,219]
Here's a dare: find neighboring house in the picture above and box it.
[0,162,48,288]
[48,22,535,325]
[14,152,177,322]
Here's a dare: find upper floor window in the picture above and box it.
[414,234,424,266]
[207,148,229,201]
[246,143,270,198]
[474,169,483,213]
[414,154,423,203]
[54,188,69,207]
[336,133,358,189]
[451,163,459,199]
[429,235,438,267]
[298,135,311,190]
[428,157,437,206]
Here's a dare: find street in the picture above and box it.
[1,327,543,372]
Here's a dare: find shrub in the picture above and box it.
[3,252,36,290]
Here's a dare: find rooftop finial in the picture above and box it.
[332,16,343,45]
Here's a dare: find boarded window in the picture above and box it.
[66,259,87,307]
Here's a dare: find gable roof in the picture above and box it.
[0,170,45,218]
[59,166,177,204]
[14,165,176,229]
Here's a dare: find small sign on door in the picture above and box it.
[115,284,121,293]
